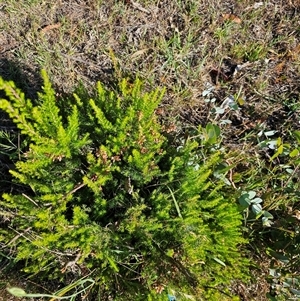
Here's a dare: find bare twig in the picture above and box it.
[283,162,300,189]
[22,193,40,207]
[130,0,150,14]
[6,226,32,246]
[61,251,82,273]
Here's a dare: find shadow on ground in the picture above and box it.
[0,57,43,99]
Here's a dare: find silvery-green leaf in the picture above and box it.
[251,197,263,204]
[267,140,277,150]
[7,288,27,297]
[248,191,256,199]
[213,107,225,114]
[289,288,300,296]
[252,203,262,215]
[202,89,211,97]
[263,211,273,219]
[262,217,273,227]
[264,130,277,137]
[219,119,232,125]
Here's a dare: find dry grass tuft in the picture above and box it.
[1,0,300,300]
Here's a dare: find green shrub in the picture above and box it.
[0,71,248,300]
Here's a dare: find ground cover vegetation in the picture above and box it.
[0,0,299,300]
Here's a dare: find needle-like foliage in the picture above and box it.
[0,71,248,300]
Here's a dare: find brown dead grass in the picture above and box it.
[0,0,300,300]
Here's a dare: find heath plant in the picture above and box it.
[0,71,248,300]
